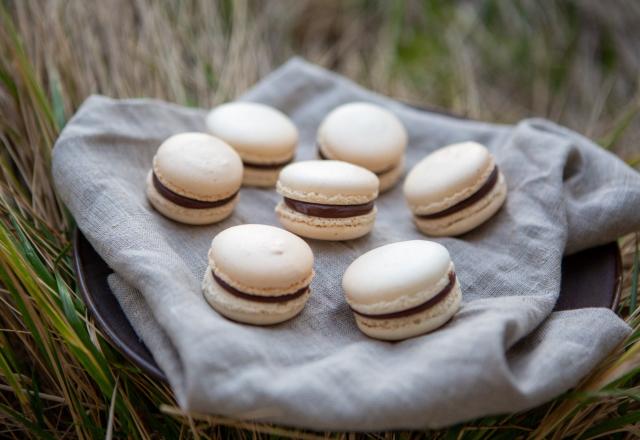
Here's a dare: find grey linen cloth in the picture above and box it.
[52,58,640,430]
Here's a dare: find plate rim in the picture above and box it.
[73,228,167,381]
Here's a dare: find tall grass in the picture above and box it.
[0,0,639,438]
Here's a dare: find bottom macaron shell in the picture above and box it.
[377,157,405,193]
[414,172,507,237]
[202,268,309,325]
[354,280,462,341]
[275,201,377,241]
[242,165,282,187]
[146,173,238,225]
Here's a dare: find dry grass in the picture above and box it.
[0,0,639,438]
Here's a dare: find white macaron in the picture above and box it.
[146,133,243,225]
[202,224,314,325]
[206,102,298,187]
[317,102,407,192]
[275,160,379,241]
[343,240,461,341]
[404,142,507,236]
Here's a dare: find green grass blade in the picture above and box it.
[9,217,56,290]
[598,105,639,150]
[630,234,639,314]
[0,403,55,440]
[579,409,640,439]
[28,372,47,432]
[0,345,29,409]
[49,69,66,130]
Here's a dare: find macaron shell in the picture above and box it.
[153,132,243,201]
[277,160,379,205]
[354,280,461,341]
[275,200,376,241]
[314,151,403,193]
[202,268,308,325]
[376,157,405,193]
[343,240,452,309]
[242,165,282,187]
[146,172,237,225]
[414,171,507,237]
[209,224,314,295]
[404,142,494,214]
[206,102,298,164]
[347,263,454,317]
[318,102,407,172]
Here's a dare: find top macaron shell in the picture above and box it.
[209,224,314,296]
[343,240,453,315]
[205,102,298,164]
[153,132,243,201]
[317,102,407,173]
[277,160,379,205]
[403,142,495,215]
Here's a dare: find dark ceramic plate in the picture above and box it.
[72,228,622,383]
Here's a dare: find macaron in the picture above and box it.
[343,240,461,341]
[316,102,407,192]
[205,102,298,187]
[275,160,379,241]
[202,224,314,325]
[403,142,507,236]
[146,132,243,225]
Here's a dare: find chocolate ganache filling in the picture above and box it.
[317,146,397,176]
[242,156,294,170]
[352,271,457,320]
[417,166,499,219]
[152,172,238,209]
[212,271,309,303]
[284,197,374,218]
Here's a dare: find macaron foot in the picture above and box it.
[354,281,461,341]
[202,268,309,325]
[275,201,376,241]
[413,172,507,237]
[146,172,238,225]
